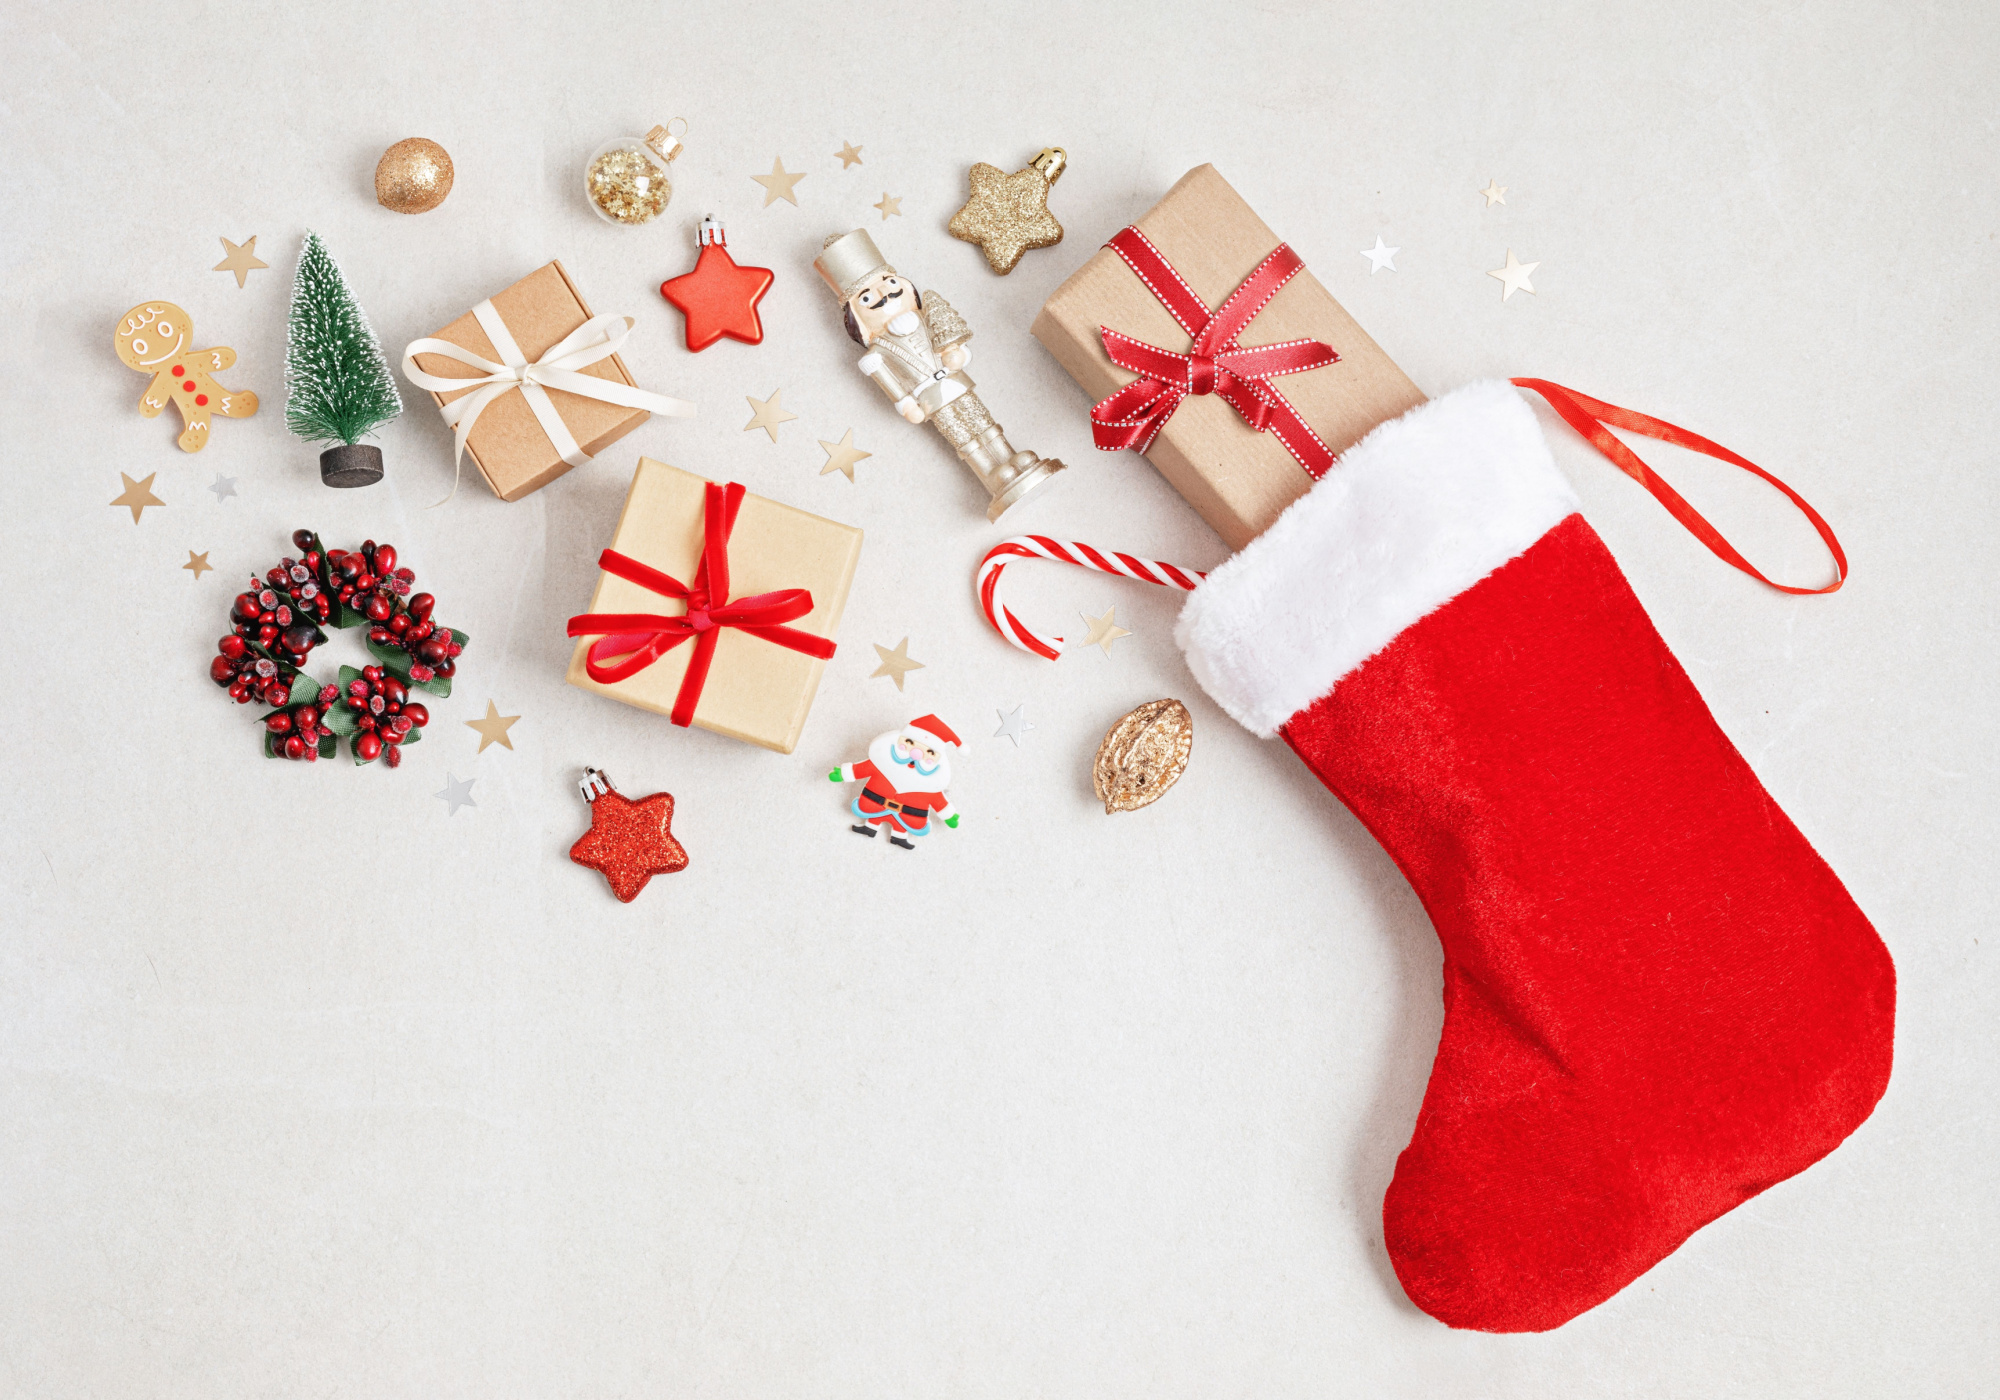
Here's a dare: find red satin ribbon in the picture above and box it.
[566,480,838,727]
[1090,227,1341,477]
[1513,378,1847,594]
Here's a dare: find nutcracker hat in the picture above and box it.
[816,229,892,300]
[907,714,960,748]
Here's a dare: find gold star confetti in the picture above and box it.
[744,389,799,443]
[1077,606,1132,657]
[1488,249,1540,301]
[212,234,269,288]
[465,700,520,753]
[1479,179,1508,207]
[818,428,871,481]
[873,192,903,221]
[752,156,806,207]
[183,550,213,580]
[836,141,864,169]
[111,472,164,523]
[871,637,925,691]
[948,158,1064,274]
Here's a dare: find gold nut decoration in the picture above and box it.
[375,138,454,214]
[1093,699,1193,814]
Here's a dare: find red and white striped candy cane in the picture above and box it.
[976,536,1207,660]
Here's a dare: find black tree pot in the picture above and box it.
[320,444,384,488]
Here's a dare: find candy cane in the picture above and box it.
[977,536,1208,660]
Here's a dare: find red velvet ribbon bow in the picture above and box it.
[566,480,837,727]
[1089,226,1341,477]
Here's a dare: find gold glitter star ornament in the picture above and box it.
[949,147,1066,274]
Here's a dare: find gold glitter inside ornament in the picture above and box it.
[1093,699,1193,814]
[375,137,454,214]
[585,121,685,226]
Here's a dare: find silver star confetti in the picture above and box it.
[993,704,1036,747]
[208,473,238,502]
[435,772,477,816]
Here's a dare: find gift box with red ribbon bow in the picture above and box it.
[1031,164,1428,550]
[565,460,862,753]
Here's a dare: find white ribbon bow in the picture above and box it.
[403,302,695,504]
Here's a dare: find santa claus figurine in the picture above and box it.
[829,715,962,849]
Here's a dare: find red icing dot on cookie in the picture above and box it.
[171,365,184,376]
[182,381,196,392]
[195,394,209,406]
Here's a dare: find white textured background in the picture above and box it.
[2,1,1994,1395]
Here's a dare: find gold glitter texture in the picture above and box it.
[570,786,688,903]
[375,138,454,214]
[586,128,683,225]
[948,148,1066,274]
[1093,699,1193,814]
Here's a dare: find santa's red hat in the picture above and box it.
[907,714,960,747]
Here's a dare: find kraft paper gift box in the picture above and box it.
[565,459,863,754]
[409,261,655,502]
[1031,164,1428,550]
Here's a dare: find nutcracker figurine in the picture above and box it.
[815,229,1065,521]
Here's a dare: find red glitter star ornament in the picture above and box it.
[659,216,774,352]
[569,768,690,903]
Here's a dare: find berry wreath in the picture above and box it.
[208,528,470,767]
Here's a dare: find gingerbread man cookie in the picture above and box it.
[115,301,258,452]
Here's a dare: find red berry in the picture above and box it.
[219,635,247,660]
[372,544,397,574]
[380,676,406,705]
[318,685,339,707]
[256,623,280,646]
[296,705,319,728]
[353,573,376,593]
[402,702,429,728]
[232,593,262,622]
[363,665,382,683]
[282,735,305,760]
[273,605,294,628]
[356,732,382,761]
[282,625,316,654]
[388,613,411,635]
[407,622,433,642]
[369,694,386,716]
[303,742,319,762]
[408,593,435,622]
[210,656,236,684]
[445,642,462,658]
[364,595,393,622]
[390,714,413,736]
[228,680,248,700]
[267,712,293,733]
[385,744,402,769]
[435,660,455,678]
[407,663,435,683]
[292,529,314,551]
[358,714,377,732]
[417,638,447,664]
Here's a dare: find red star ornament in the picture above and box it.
[569,768,690,903]
[659,217,773,352]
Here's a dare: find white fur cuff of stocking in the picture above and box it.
[1174,379,1580,738]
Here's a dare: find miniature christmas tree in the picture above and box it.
[285,229,403,487]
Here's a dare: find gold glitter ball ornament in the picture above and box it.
[1093,699,1194,814]
[375,138,454,214]
[585,121,686,226]
[948,146,1066,274]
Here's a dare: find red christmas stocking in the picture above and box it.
[1177,380,1895,1332]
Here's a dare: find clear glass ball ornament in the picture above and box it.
[584,120,686,226]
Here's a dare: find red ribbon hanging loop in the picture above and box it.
[566,480,838,727]
[1089,227,1341,478]
[1512,378,1847,595]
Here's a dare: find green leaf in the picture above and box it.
[399,724,423,747]
[287,671,321,706]
[335,603,369,630]
[264,730,282,758]
[322,702,359,737]
[450,628,470,652]
[317,733,337,760]
[411,670,452,699]
[337,664,364,686]
[366,633,408,671]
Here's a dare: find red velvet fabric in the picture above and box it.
[1281,513,1895,1333]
